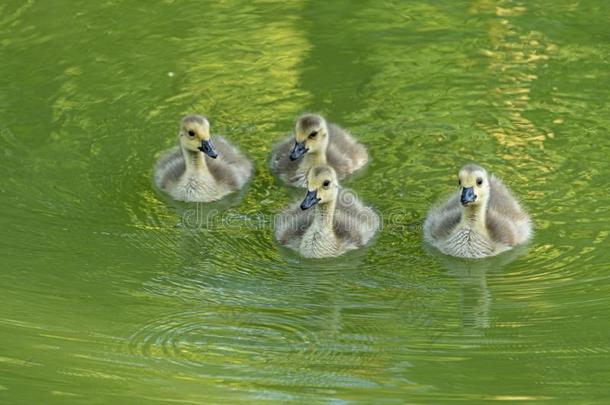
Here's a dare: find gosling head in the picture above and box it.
[458,164,490,207]
[290,114,329,161]
[179,114,218,158]
[300,166,339,210]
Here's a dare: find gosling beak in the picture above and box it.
[289,140,308,161]
[460,187,477,206]
[300,189,320,210]
[198,139,218,158]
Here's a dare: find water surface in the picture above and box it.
[1,0,610,403]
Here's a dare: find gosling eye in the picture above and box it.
[476,177,483,186]
[458,179,461,186]
[187,129,196,137]
[308,130,318,139]
[323,180,331,188]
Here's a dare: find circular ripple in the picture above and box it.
[127,303,392,388]
[128,309,318,368]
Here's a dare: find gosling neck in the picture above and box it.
[304,147,327,167]
[312,197,336,231]
[461,197,488,231]
[181,145,209,173]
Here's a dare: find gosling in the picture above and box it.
[424,164,532,258]
[154,115,252,202]
[275,166,379,258]
[271,114,368,187]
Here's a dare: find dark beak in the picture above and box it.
[300,190,320,210]
[198,139,218,158]
[460,187,477,206]
[289,140,308,161]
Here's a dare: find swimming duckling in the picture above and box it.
[271,114,368,187]
[154,115,252,202]
[275,166,379,258]
[424,164,532,258]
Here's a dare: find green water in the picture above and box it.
[1,0,609,403]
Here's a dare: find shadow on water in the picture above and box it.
[298,0,376,119]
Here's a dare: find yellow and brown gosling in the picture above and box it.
[275,165,379,258]
[271,113,368,187]
[154,114,252,202]
[424,164,532,258]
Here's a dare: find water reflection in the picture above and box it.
[299,0,377,119]
[472,0,559,173]
[428,244,529,334]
